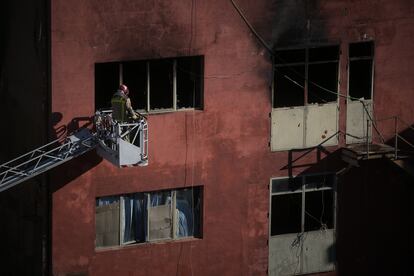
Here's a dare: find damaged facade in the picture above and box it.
[1,0,414,275]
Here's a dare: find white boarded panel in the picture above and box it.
[269,230,335,276]
[305,103,338,147]
[346,100,372,144]
[302,229,335,274]
[269,233,302,276]
[271,107,305,151]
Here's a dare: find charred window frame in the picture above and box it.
[95,186,203,248]
[95,56,204,112]
[348,41,374,100]
[273,46,340,108]
[270,174,336,236]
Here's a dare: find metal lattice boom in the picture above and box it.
[0,129,97,192]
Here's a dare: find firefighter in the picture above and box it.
[111,84,138,122]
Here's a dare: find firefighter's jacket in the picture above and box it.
[111,90,135,122]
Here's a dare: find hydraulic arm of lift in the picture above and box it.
[0,110,148,192]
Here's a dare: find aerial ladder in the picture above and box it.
[0,110,148,192]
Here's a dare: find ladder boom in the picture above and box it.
[0,129,97,192]
[0,111,148,193]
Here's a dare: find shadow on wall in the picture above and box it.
[335,158,413,275]
[280,145,346,177]
[278,136,413,275]
[49,112,102,193]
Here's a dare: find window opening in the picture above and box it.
[271,193,302,235]
[304,189,334,232]
[95,56,204,112]
[176,56,204,109]
[273,65,305,108]
[273,46,339,108]
[122,61,147,110]
[149,59,174,110]
[349,41,374,100]
[95,62,119,110]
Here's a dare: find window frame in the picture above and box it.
[95,186,203,249]
[347,41,375,101]
[269,173,337,237]
[272,45,340,108]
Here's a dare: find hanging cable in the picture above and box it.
[230,0,274,55]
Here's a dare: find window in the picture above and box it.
[95,56,204,112]
[346,41,374,144]
[269,174,336,274]
[349,41,374,100]
[95,187,203,248]
[271,46,340,151]
[273,45,339,108]
[270,174,335,236]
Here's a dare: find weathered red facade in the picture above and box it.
[1,0,414,275]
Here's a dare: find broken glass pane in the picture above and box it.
[308,62,338,104]
[274,65,305,107]
[304,190,334,232]
[177,56,203,109]
[271,193,302,235]
[349,59,373,100]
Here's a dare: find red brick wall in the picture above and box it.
[50,1,414,275]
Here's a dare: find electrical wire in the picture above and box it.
[229,0,365,101]
[230,0,385,143]
[230,0,273,55]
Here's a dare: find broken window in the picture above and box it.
[95,186,203,248]
[95,56,203,112]
[349,41,374,100]
[273,46,339,108]
[270,174,335,236]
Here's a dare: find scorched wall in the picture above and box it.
[50,0,414,275]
